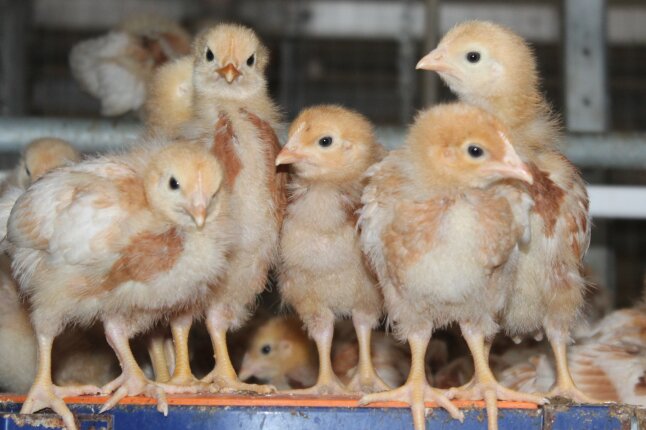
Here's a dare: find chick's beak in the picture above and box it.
[276,134,309,166]
[416,47,450,72]
[217,63,241,83]
[489,142,534,184]
[187,192,208,228]
[238,354,254,381]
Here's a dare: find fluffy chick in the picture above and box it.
[0,139,119,394]
[1,138,80,193]
[8,141,230,430]
[358,103,536,430]
[500,301,646,406]
[418,20,592,402]
[239,317,410,391]
[275,105,386,394]
[70,15,191,116]
[156,24,286,394]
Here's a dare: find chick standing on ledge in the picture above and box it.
[417,20,593,403]
[145,24,286,394]
[358,103,538,430]
[276,105,388,395]
[8,141,230,430]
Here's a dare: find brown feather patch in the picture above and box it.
[101,228,184,292]
[211,113,242,190]
[527,162,564,237]
[241,109,288,226]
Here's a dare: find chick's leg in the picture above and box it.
[158,313,207,393]
[447,339,491,392]
[21,332,100,430]
[347,310,390,393]
[545,333,597,403]
[359,329,464,430]
[147,332,171,383]
[449,323,546,430]
[289,312,349,395]
[202,309,274,394]
[101,319,167,415]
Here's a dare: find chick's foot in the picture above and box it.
[100,372,167,414]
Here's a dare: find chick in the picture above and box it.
[274,105,386,394]
[239,317,410,391]
[70,16,191,116]
[500,301,646,406]
[8,141,230,430]
[417,20,593,402]
[0,138,120,394]
[357,103,537,430]
[238,316,318,390]
[158,24,285,394]
[1,138,81,193]
[143,56,194,137]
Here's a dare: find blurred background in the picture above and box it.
[0,0,644,309]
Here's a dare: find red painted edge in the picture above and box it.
[0,394,538,410]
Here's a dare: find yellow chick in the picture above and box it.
[9,141,230,430]
[357,103,537,430]
[153,24,286,395]
[275,105,386,395]
[417,20,592,403]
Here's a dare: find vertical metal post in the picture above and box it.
[0,0,30,116]
[563,0,614,303]
[564,0,608,132]
[421,0,439,107]
[397,0,416,124]
[279,0,301,119]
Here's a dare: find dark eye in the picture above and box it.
[466,51,481,63]
[169,177,180,190]
[318,136,333,147]
[25,166,31,177]
[206,48,214,62]
[467,144,484,158]
[261,344,271,355]
[247,54,255,66]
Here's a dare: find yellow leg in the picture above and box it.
[545,336,598,403]
[289,317,349,395]
[347,312,390,393]
[148,333,171,383]
[21,332,100,430]
[451,324,547,430]
[202,311,274,394]
[360,330,464,430]
[101,320,168,415]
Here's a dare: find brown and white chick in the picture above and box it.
[70,16,191,116]
[239,317,411,391]
[417,20,592,403]
[357,103,537,430]
[7,141,230,430]
[154,24,286,394]
[275,105,386,395]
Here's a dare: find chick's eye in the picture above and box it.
[169,177,180,190]
[466,51,481,63]
[261,344,271,355]
[467,144,485,158]
[318,136,333,147]
[206,48,214,62]
[247,54,255,66]
[25,166,31,176]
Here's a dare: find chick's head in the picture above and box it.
[238,317,311,383]
[276,105,381,183]
[145,142,225,229]
[20,138,81,185]
[192,24,268,101]
[416,21,537,106]
[409,103,533,189]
